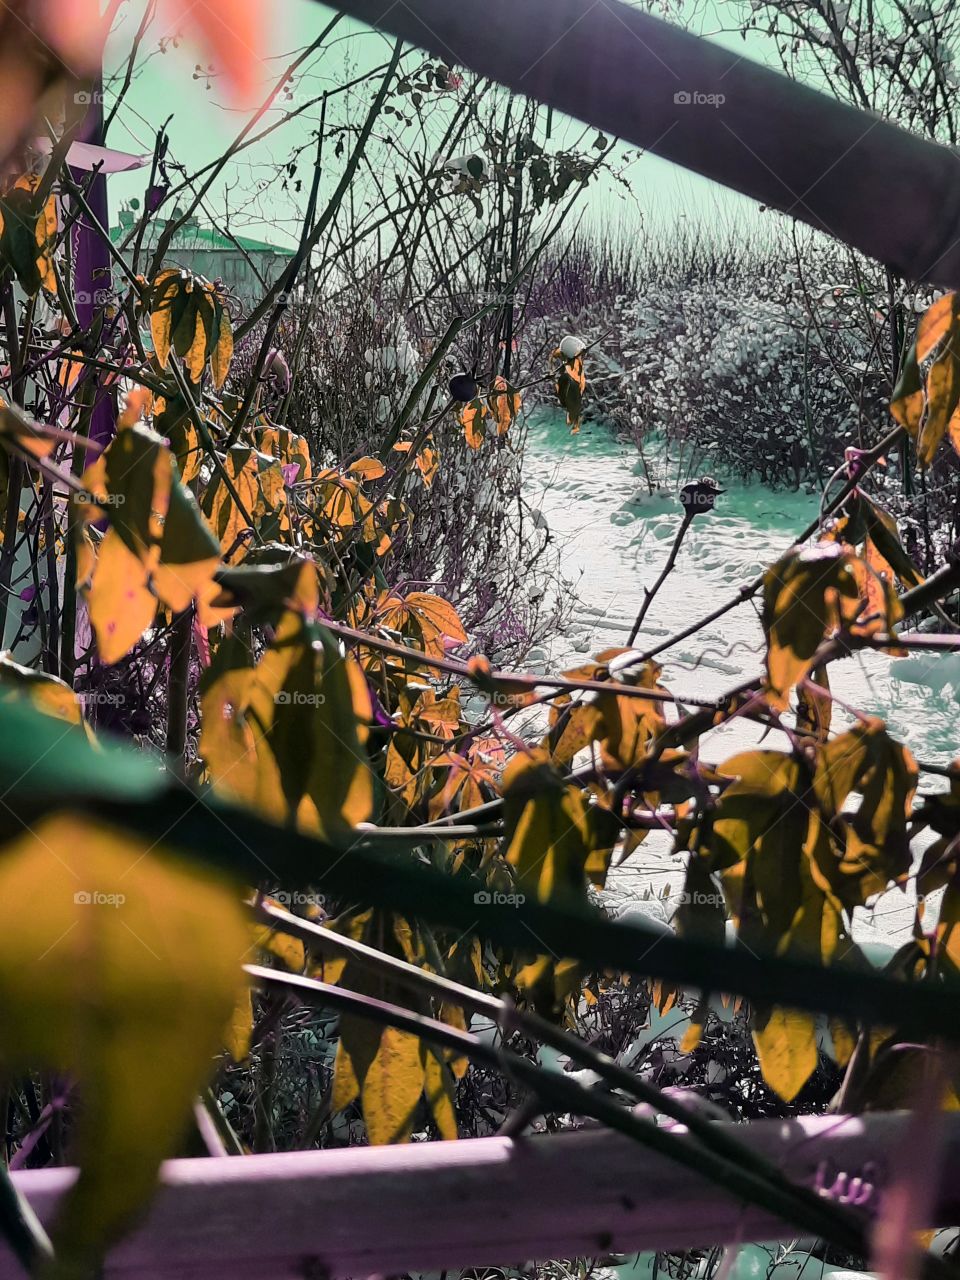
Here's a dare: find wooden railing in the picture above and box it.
[4,1113,959,1277]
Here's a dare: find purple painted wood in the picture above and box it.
[4,1113,960,1278]
[71,77,114,449]
[322,0,960,289]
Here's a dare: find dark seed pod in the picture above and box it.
[679,476,725,513]
[449,373,479,402]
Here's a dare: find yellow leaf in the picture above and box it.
[0,652,86,725]
[762,543,858,710]
[680,1017,704,1053]
[57,350,84,392]
[255,424,312,483]
[155,395,203,485]
[225,991,256,1063]
[153,554,221,616]
[202,446,265,560]
[891,294,960,466]
[34,183,57,295]
[416,439,439,488]
[595,661,667,770]
[199,667,288,823]
[795,665,832,743]
[228,919,306,1061]
[334,1020,426,1145]
[149,269,183,369]
[200,618,373,837]
[545,701,604,766]
[556,354,585,432]
[917,292,957,361]
[422,1045,458,1138]
[828,1018,858,1069]
[0,812,248,1272]
[438,1003,470,1079]
[503,751,613,902]
[752,1006,818,1102]
[919,341,960,466]
[488,376,521,435]
[210,298,234,389]
[86,529,157,665]
[182,301,210,384]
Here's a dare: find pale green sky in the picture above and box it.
[101,1,780,251]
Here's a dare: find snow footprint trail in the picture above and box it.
[522,411,958,944]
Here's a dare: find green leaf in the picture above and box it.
[0,187,42,295]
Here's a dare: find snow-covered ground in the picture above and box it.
[522,411,957,950]
[516,412,960,1278]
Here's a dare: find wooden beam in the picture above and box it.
[320,0,960,289]
[5,1113,960,1278]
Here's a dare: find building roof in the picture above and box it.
[111,212,296,257]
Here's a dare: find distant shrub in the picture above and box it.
[530,226,895,489]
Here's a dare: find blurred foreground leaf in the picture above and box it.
[0,813,247,1278]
